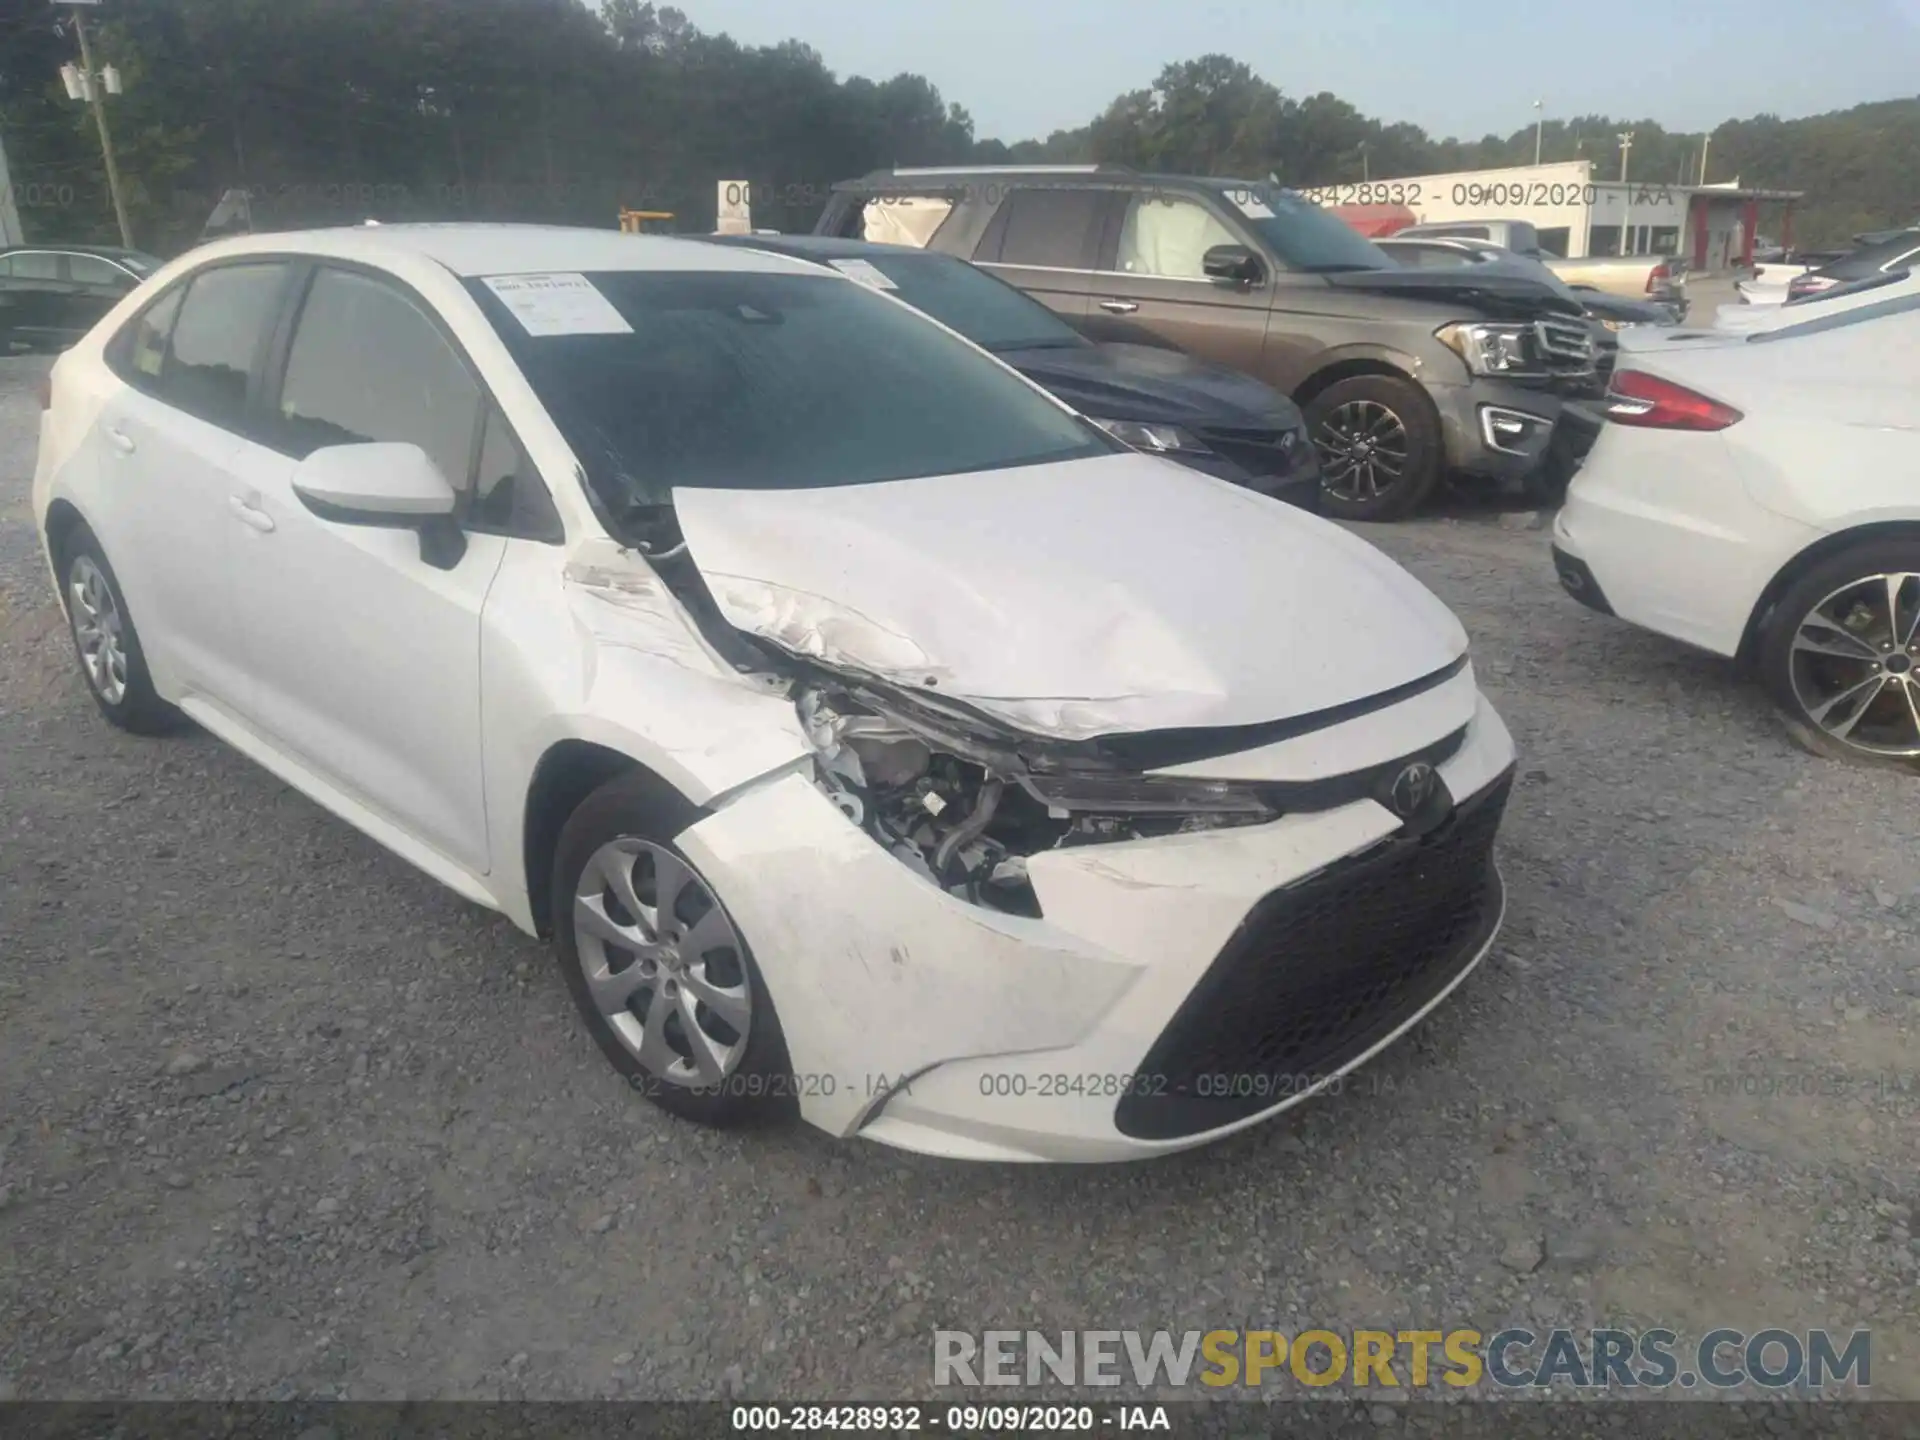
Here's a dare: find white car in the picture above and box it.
[33,224,1517,1163]
[1731,262,1808,311]
[1709,270,1920,334]
[1552,284,1920,770]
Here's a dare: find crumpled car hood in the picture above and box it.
[671,452,1468,741]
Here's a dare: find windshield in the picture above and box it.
[833,251,1085,352]
[1225,186,1394,272]
[466,269,1117,517]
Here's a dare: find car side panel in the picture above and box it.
[1557,422,1817,655]
[478,537,815,933]
[86,386,251,704]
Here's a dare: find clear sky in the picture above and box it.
[674,0,1920,144]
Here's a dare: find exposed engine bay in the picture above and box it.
[796,682,1279,916]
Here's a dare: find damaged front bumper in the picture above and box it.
[676,684,1516,1162]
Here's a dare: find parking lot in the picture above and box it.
[0,323,1916,1405]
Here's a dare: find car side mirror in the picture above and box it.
[290,441,467,569]
[1202,244,1264,284]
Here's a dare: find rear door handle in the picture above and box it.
[228,494,276,533]
[105,426,135,455]
[1098,299,1139,314]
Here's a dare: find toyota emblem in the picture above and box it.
[1389,762,1436,818]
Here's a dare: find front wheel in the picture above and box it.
[1303,375,1443,523]
[551,771,798,1127]
[1758,540,1920,773]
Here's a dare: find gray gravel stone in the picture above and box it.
[1498,1236,1545,1274]
[1772,899,1839,930]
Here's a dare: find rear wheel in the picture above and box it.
[1759,540,1920,773]
[57,527,183,735]
[1304,374,1442,523]
[551,771,798,1127]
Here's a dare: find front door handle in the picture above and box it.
[1098,299,1140,314]
[105,426,136,455]
[228,494,276,533]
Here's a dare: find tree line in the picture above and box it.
[0,0,1912,253]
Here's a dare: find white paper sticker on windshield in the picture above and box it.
[481,272,633,336]
[1229,191,1276,220]
[828,258,899,290]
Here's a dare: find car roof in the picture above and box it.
[1,242,149,258]
[702,234,953,264]
[179,223,821,279]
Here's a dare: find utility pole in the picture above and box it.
[1698,131,1711,186]
[1617,131,1635,256]
[1358,142,1369,181]
[59,2,134,249]
[0,125,25,246]
[1532,100,1544,166]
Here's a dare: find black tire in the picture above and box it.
[1303,374,1443,523]
[56,525,184,736]
[551,770,798,1127]
[1757,537,1920,774]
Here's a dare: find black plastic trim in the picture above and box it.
[1551,544,1614,616]
[1092,654,1470,770]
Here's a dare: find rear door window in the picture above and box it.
[985,188,1105,269]
[123,286,186,383]
[153,262,291,433]
[69,254,131,289]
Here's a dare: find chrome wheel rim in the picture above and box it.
[1315,400,1409,503]
[68,555,129,705]
[572,838,752,1087]
[1788,571,1920,757]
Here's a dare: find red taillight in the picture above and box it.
[35,375,52,411]
[1604,369,1743,431]
[1646,261,1671,293]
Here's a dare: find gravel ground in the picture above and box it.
[0,345,1915,1404]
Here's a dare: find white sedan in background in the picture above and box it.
[33,224,1516,1162]
[1552,284,1920,770]
[1713,270,1920,334]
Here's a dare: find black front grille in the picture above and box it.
[1197,425,1313,479]
[1115,769,1513,1141]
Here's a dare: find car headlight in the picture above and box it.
[1089,418,1212,455]
[1435,321,1536,377]
[1599,318,1629,332]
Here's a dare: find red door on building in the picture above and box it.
[1692,197,1709,269]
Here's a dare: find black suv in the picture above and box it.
[815,167,1597,521]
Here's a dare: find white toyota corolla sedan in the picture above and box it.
[33,224,1516,1162]
[1553,285,1920,771]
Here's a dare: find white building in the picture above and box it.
[1301,160,1803,272]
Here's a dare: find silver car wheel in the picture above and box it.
[1788,571,1920,757]
[68,554,129,706]
[572,837,752,1087]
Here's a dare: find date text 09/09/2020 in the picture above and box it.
[730,1404,1167,1432]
